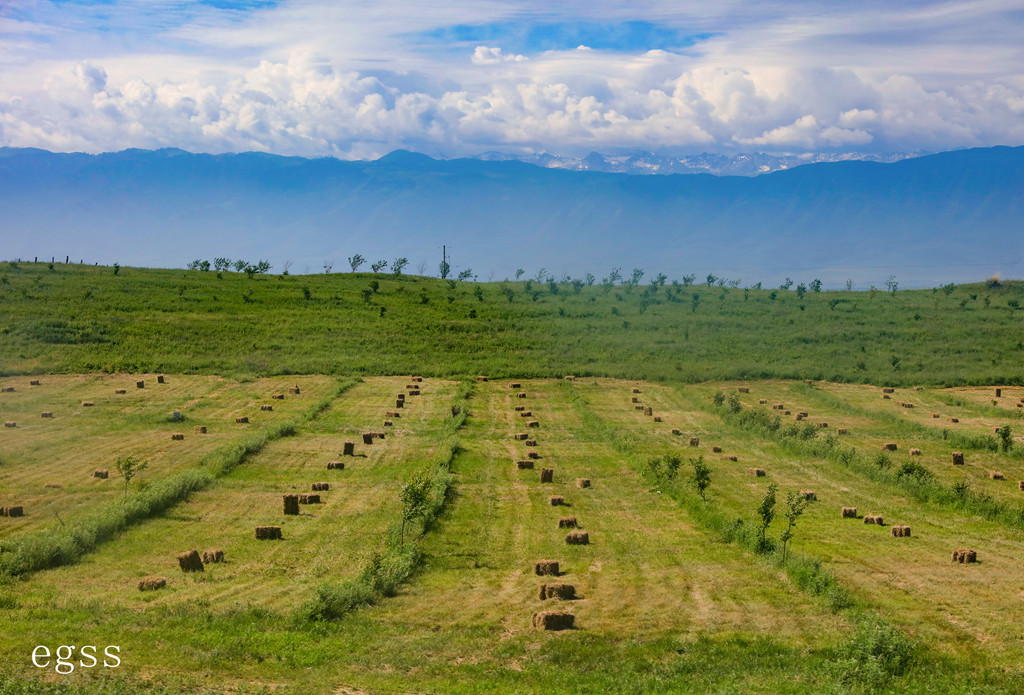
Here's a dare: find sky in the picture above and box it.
[1,0,1024,159]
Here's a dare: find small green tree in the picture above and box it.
[113,262,120,276]
[810,279,822,292]
[233,259,248,272]
[755,482,778,552]
[780,490,811,562]
[348,254,366,273]
[996,424,1013,452]
[371,259,388,273]
[399,476,431,545]
[392,257,408,276]
[439,259,450,279]
[691,455,711,501]
[515,268,525,281]
[780,277,793,290]
[458,268,474,282]
[115,455,148,500]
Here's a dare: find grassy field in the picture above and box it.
[1,261,1023,384]
[1,377,1022,694]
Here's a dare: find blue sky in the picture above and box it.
[1,0,1023,158]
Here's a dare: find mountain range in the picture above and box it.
[1,146,1021,287]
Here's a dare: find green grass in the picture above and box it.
[1,262,1023,384]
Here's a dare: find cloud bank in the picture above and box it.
[1,1,1023,157]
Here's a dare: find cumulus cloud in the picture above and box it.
[471,46,528,65]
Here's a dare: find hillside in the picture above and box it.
[1,146,1023,286]
[0,262,1023,384]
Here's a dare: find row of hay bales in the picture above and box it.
[507,382,589,631]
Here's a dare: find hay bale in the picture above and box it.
[44,483,62,489]
[784,411,791,416]
[723,455,738,462]
[136,380,145,389]
[747,468,765,477]
[630,397,639,404]
[818,422,828,428]
[798,412,809,418]
[643,407,653,416]
[711,446,722,453]
[157,375,165,384]
[327,461,345,470]
[738,387,750,393]
[82,401,94,407]
[540,468,554,483]
[653,416,663,423]
[517,460,534,469]
[882,394,891,400]
[362,433,373,445]
[539,583,577,601]
[255,526,282,540]
[800,490,817,501]
[235,416,248,423]
[138,576,166,591]
[558,517,578,528]
[299,493,321,504]
[289,386,301,395]
[3,421,15,428]
[910,448,922,456]
[528,451,541,460]
[408,389,421,396]
[576,478,591,488]
[532,611,575,630]
[689,437,700,447]
[312,482,330,491]
[902,402,914,409]
[41,412,53,418]
[565,530,589,545]
[1019,480,1024,491]
[517,392,527,399]
[527,420,540,428]
[261,404,273,411]
[510,382,522,389]
[476,376,488,382]
[202,548,224,564]
[952,452,964,465]
[837,428,848,435]
[283,494,300,515]
[534,560,559,576]
[114,388,127,394]
[94,469,109,479]
[520,411,533,417]
[564,375,576,381]
[549,496,565,506]
[883,388,895,394]
[990,471,1005,480]
[773,403,784,410]
[2,506,24,517]
[383,419,393,427]
[632,388,641,394]
[194,425,207,434]
[672,428,681,435]
[514,433,528,441]
[952,548,977,564]
[882,442,897,451]
[759,399,767,404]
[995,388,1002,397]
[863,515,884,525]
[0,386,12,393]
[272,394,285,400]
[949,417,959,423]
[891,526,911,537]
[795,414,804,421]
[635,405,644,410]
[515,406,526,412]
[525,439,537,447]
[386,411,400,418]
[343,442,355,456]
[395,399,404,408]
[171,433,184,441]
[412,376,423,382]
[932,413,940,418]
[841,507,857,518]
[176,549,204,572]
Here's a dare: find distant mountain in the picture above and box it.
[469,150,924,176]
[1,146,1021,287]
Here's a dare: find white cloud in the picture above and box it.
[471,46,528,65]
